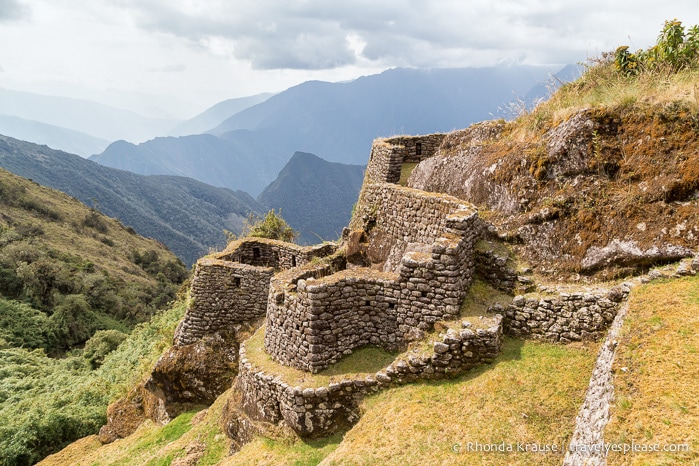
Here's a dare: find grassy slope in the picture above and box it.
[51,337,598,466]
[39,397,229,466]
[0,167,179,288]
[605,275,699,465]
[318,339,596,466]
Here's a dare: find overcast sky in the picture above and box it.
[0,0,697,118]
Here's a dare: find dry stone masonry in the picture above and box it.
[364,134,446,184]
[174,238,337,346]
[264,182,480,373]
[166,132,634,441]
[500,285,631,343]
[239,315,502,437]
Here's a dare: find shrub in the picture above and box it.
[47,294,96,349]
[615,19,699,76]
[82,329,127,368]
[0,299,50,350]
[82,209,108,233]
[239,209,298,243]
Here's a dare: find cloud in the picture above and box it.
[111,0,699,70]
[150,63,187,73]
[0,0,29,22]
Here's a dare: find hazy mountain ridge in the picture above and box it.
[91,66,565,196]
[91,133,284,196]
[0,114,110,157]
[169,93,274,136]
[0,135,264,265]
[0,87,178,144]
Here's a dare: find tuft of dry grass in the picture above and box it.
[605,276,699,465]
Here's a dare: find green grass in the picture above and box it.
[39,386,231,466]
[605,276,699,465]
[226,433,343,466]
[459,278,513,318]
[107,411,198,466]
[398,163,418,186]
[229,337,597,466]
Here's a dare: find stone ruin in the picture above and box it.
[169,133,630,438]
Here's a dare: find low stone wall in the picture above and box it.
[500,285,631,343]
[364,134,446,184]
[218,238,336,270]
[240,316,502,437]
[174,259,274,346]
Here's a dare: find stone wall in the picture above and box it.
[174,239,337,346]
[364,134,446,184]
[500,285,631,343]
[241,316,502,437]
[350,183,477,272]
[265,184,481,373]
[218,238,336,269]
[384,134,447,163]
[174,259,274,346]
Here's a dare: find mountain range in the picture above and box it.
[91,66,567,196]
[0,114,110,157]
[0,87,177,147]
[0,135,264,266]
[169,93,273,137]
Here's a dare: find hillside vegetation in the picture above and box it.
[409,20,699,280]
[0,167,190,464]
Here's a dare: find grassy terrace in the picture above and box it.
[244,326,397,387]
[605,275,699,465]
[232,337,599,465]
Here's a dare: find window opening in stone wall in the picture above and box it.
[388,303,395,309]
[233,277,241,287]
[415,142,422,156]
[253,247,261,259]
[421,291,427,297]
[365,300,371,306]
[291,255,297,267]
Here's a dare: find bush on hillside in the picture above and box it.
[0,300,50,350]
[615,19,699,76]
[82,329,128,368]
